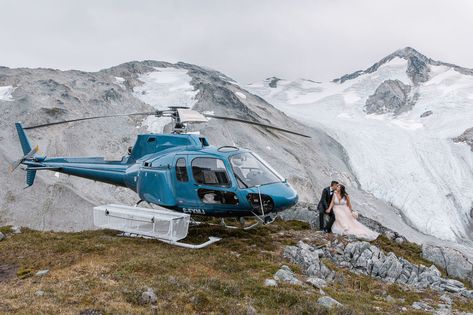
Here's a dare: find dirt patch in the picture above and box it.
[0,264,17,282]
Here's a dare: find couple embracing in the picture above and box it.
[317,181,378,241]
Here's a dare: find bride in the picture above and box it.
[326,184,379,241]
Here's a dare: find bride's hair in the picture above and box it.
[339,184,348,199]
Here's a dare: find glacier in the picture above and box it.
[248,54,473,242]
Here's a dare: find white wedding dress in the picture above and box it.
[331,194,379,241]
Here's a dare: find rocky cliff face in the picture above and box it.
[365,79,413,115]
[454,127,473,151]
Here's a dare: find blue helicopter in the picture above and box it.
[12,107,310,225]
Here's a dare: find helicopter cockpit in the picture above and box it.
[229,152,284,188]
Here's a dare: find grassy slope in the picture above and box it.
[0,221,472,315]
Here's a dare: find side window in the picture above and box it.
[192,158,230,187]
[176,158,188,182]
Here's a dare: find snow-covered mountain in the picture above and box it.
[247,47,473,243]
[2,52,473,263]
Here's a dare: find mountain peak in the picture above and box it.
[392,47,428,59]
[334,47,473,84]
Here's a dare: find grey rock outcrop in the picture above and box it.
[267,77,281,88]
[420,110,433,118]
[422,244,473,286]
[407,54,430,84]
[0,232,4,241]
[284,241,334,281]
[365,80,413,115]
[453,127,473,151]
[285,240,473,298]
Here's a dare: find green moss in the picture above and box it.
[16,267,33,279]
[0,225,12,234]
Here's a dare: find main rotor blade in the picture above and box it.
[23,112,156,130]
[203,114,311,138]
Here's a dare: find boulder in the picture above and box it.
[273,265,301,285]
[140,288,157,305]
[0,232,5,241]
[412,301,433,311]
[246,305,257,315]
[264,279,277,287]
[422,244,473,286]
[317,296,342,309]
[306,277,327,289]
[11,226,21,234]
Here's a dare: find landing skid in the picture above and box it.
[191,214,278,231]
[119,232,221,249]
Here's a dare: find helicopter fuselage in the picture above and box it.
[19,128,298,218]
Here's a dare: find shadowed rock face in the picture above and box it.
[407,55,430,84]
[268,77,281,88]
[365,79,413,115]
[453,127,473,151]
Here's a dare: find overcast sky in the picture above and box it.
[1,0,472,83]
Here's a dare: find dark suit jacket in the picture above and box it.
[317,187,333,212]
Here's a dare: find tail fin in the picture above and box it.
[13,122,39,187]
[15,122,32,155]
[26,169,36,188]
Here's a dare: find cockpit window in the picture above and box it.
[192,157,231,187]
[229,152,284,188]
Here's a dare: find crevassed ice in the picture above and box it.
[247,57,473,242]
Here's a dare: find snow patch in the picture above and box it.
[0,86,16,101]
[133,67,198,133]
[114,77,126,88]
[235,91,246,99]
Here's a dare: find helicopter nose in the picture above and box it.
[258,182,298,211]
[277,183,298,210]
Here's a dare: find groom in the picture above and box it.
[317,180,338,232]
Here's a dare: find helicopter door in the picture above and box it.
[190,157,239,207]
[173,156,200,211]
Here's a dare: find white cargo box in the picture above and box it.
[93,204,190,242]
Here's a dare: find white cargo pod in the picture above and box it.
[93,204,220,248]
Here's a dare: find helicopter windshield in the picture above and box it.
[229,152,284,188]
